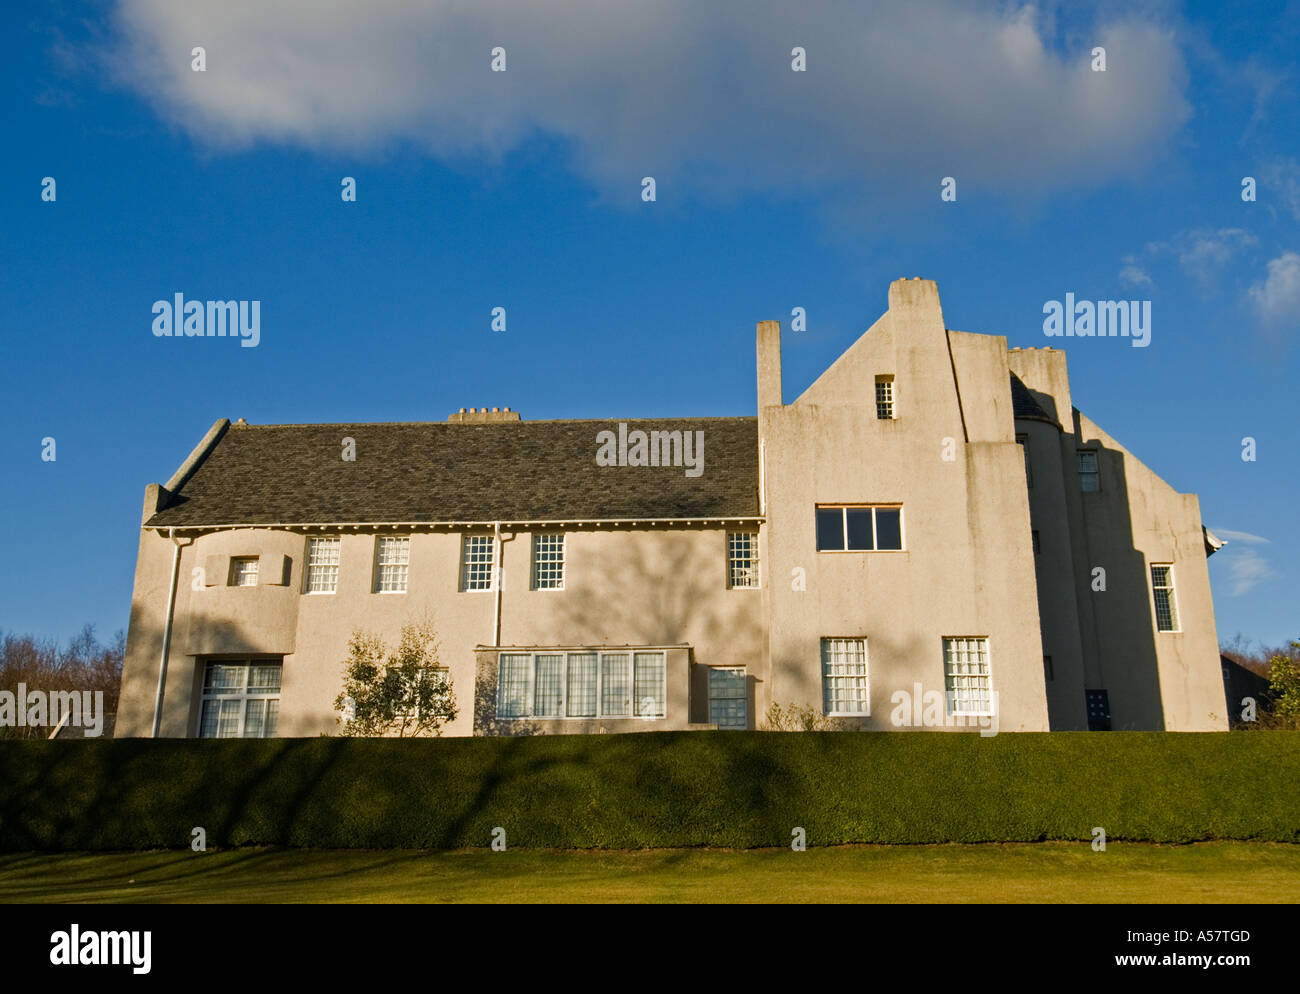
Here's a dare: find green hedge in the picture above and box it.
[0,732,1296,850]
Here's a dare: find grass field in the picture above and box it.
[1,842,1296,903]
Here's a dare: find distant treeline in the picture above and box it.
[0,626,124,739]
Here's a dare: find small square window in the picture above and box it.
[230,557,259,587]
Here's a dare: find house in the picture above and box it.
[1220,655,1272,724]
[115,279,1229,737]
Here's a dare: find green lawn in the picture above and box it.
[1,842,1296,903]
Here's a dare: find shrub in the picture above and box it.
[0,732,1296,851]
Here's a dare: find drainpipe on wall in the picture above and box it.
[492,521,503,647]
[151,528,188,738]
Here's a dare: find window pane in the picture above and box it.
[497,654,531,717]
[874,508,902,550]
[816,508,845,551]
[204,663,246,694]
[601,654,632,716]
[845,509,873,550]
[244,699,267,738]
[566,652,598,717]
[249,664,281,693]
[534,654,564,717]
[633,652,666,717]
[216,698,241,738]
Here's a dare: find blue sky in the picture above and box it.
[2,0,1297,650]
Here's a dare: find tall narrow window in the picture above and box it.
[375,536,409,593]
[601,653,632,717]
[1150,564,1180,632]
[461,535,495,591]
[566,652,598,718]
[534,654,565,717]
[1077,450,1099,492]
[497,653,531,718]
[532,534,565,590]
[727,532,759,588]
[230,557,259,587]
[305,537,340,593]
[821,638,869,715]
[1017,434,1033,488]
[875,376,895,419]
[944,637,993,716]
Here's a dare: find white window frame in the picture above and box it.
[875,375,895,420]
[821,637,869,716]
[461,534,496,592]
[304,536,341,594]
[815,504,905,552]
[531,533,565,590]
[709,666,748,729]
[495,650,667,721]
[943,636,994,717]
[727,532,760,589]
[374,536,410,593]
[1150,563,1181,633]
[197,659,282,738]
[228,556,259,587]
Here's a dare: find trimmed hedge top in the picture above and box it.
[0,732,1296,851]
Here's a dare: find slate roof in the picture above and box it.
[146,418,761,527]
[1009,373,1055,423]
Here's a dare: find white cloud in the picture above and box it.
[1210,528,1278,596]
[1125,227,1257,292]
[101,1,1191,203]
[1211,528,1270,545]
[1118,264,1152,287]
[1249,251,1300,329]
[1259,158,1300,221]
[1225,547,1279,597]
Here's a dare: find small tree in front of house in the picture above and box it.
[334,620,457,737]
[1263,640,1300,729]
